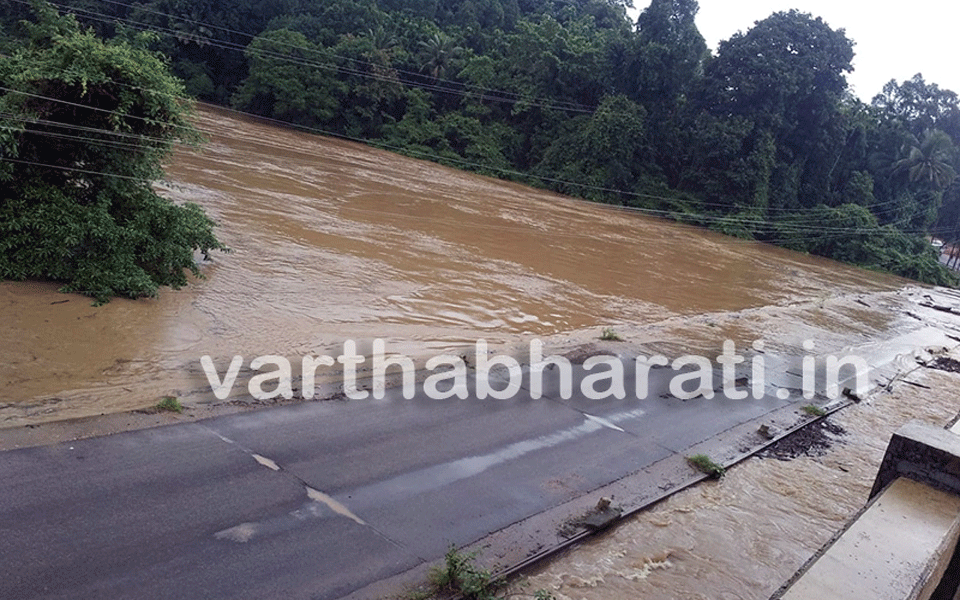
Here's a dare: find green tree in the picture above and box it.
[537,94,652,200]
[775,203,955,286]
[233,28,347,127]
[332,31,410,137]
[418,32,463,80]
[633,0,706,105]
[687,11,853,208]
[0,2,223,303]
[873,75,960,141]
[894,129,957,191]
[678,113,758,212]
[697,10,853,134]
[869,76,960,232]
[480,15,613,170]
[631,0,707,187]
[126,0,286,102]
[891,129,957,229]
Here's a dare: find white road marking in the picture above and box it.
[252,453,280,471]
[214,522,258,543]
[584,413,626,432]
[305,486,366,525]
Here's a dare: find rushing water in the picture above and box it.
[1,105,954,600]
[0,106,909,424]
[507,365,960,600]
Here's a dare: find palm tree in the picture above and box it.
[364,26,397,62]
[418,33,462,80]
[894,129,957,191]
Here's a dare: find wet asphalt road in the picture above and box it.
[0,364,801,600]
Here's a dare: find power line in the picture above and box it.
[0,157,151,181]
[0,93,935,237]
[80,0,598,112]
[0,82,934,237]
[0,109,191,148]
[0,85,197,135]
[36,0,597,114]
[0,9,950,240]
[0,147,932,244]
[3,2,929,222]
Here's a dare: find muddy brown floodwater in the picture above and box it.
[0,105,908,425]
[0,105,956,600]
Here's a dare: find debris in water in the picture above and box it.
[919,300,960,315]
[928,357,960,373]
[559,498,623,536]
[758,419,846,461]
[758,423,778,440]
[581,506,622,531]
[842,387,862,402]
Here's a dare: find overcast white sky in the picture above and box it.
[629,1,960,101]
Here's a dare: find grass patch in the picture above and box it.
[429,546,501,600]
[155,396,183,413]
[600,327,623,341]
[686,454,725,479]
[417,546,555,600]
[801,404,827,417]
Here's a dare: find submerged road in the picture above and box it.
[0,362,826,599]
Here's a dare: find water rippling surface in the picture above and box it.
[0,105,906,423]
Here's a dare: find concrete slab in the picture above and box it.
[778,478,960,600]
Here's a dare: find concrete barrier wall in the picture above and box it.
[871,421,960,500]
[774,421,960,600]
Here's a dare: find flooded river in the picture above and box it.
[0,105,908,424]
[2,105,958,600]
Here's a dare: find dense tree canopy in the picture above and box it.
[4,0,960,286]
[0,2,224,302]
